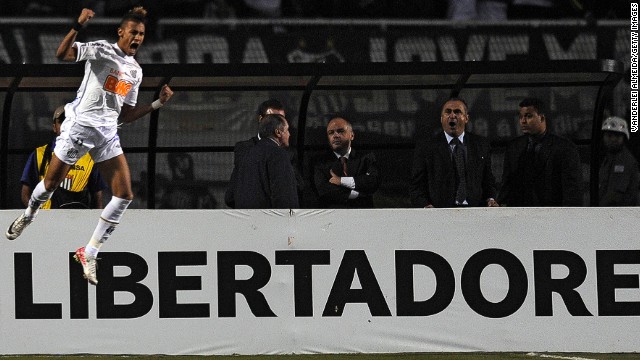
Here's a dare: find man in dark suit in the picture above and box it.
[410,98,498,208]
[225,99,303,208]
[233,114,299,209]
[497,98,582,206]
[312,116,380,208]
[225,99,286,208]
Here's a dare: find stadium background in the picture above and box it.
[0,2,633,209]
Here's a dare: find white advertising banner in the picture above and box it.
[0,208,638,355]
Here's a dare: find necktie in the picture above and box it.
[340,156,348,176]
[450,138,467,204]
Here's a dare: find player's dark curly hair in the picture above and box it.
[120,6,147,26]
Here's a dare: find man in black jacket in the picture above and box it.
[233,114,299,209]
[598,116,640,206]
[225,99,285,208]
[226,99,305,208]
[312,116,380,208]
[410,98,498,208]
[498,98,582,206]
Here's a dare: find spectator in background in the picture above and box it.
[588,0,629,20]
[498,98,582,206]
[160,152,217,209]
[508,0,581,19]
[598,116,640,206]
[312,116,380,208]
[168,151,195,180]
[448,0,507,20]
[237,0,281,17]
[20,105,107,209]
[410,98,498,208]
[232,114,299,209]
[204,0,237,19]
[134,171,170,209]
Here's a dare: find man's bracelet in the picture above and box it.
[151,99,164,110]
[72,22,83,32]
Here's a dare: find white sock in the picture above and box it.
[85,196,131,255]
[26,181,54,218]
[84,243,100,258]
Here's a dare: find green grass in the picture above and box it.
[0,353,638,360]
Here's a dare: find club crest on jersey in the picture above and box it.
[66,148,79,159]
[103,75,133,96]
[130,70,137,78]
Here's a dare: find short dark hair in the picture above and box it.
[257,99,284,117]
[259,114,286,139]
[441,97,469,114]
[121,6,147,27]
[519,98,545,115]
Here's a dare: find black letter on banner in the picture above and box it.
[96,252,154,319]
[461,249,528,318]
[217,251,276,317]
[14,253,62,319]
[323,250,391,317]
[70,251,89,319]
[534,250,592,316]
[396,250,455,316]
[275,250,330,317]
[597,250,640,316]
[158,251,210,318]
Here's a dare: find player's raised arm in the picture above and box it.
[119,84,174,124]
[56,8,95,61]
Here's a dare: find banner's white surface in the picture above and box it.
[0,208,638,355]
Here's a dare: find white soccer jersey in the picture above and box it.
[65,40,142,128]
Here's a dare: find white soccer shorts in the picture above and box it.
[54,118,124,165]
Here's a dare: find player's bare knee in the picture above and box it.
[43,180,59,192]
[116,192,134,201]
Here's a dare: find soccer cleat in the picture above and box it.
[74,247,98,285]
[6,213,34,240]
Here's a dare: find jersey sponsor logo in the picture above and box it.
[103,75,133,97]
[110,68,125,76]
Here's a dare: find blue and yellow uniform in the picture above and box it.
[20,141,107,209]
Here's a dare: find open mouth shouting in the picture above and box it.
[118,20,145,56]
[127,42,140,55]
